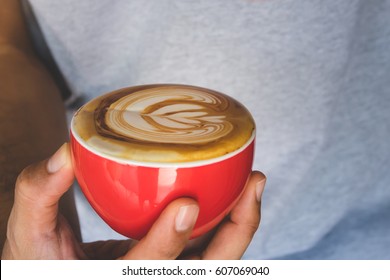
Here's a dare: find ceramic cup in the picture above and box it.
[70,84,255,239]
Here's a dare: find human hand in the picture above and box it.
[1,143,265,259]
[82,170,266,260]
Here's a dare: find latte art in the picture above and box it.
[72,85,255,163]
[97,89,233,145]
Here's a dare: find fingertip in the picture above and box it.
[46,143,71,174]
[175,203,199,233]
[45,143,74,194]
[251,171,266,203]
[122,198,199,259]
[159,197,199,235]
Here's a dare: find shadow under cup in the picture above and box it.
[70,129,255,240]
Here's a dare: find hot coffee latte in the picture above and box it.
[71,84,255,163]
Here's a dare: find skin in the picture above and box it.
[0,0,80,252]
[0,0,266,259]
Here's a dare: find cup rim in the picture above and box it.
[70,125,255,168]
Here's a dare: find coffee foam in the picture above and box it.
[71,84,255,163]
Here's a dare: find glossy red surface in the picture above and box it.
[70,131,254,240]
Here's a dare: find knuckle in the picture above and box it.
[246,221,260,236]
[156,243,182,259]
[15,163,45,200]
[237,223,259,241]
[234,216,260,238]
[15,167,31,190]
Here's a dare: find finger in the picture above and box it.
[201,171,266,259]
[11,143,74,234]
[121,198,199,260]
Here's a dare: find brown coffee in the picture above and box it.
[71,84,255,163]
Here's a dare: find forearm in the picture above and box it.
[0,0,75,251]
[0,44,69,177]
[0,44,71,249]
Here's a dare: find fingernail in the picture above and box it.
[47,143,68,174]
[256,179,266,203]
[175,204,199,233]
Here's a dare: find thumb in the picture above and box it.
[121,198,199,260]
[12,143,74,233]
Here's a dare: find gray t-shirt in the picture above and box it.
[27,0,390,259]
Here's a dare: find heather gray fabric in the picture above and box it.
[27,0,390,259]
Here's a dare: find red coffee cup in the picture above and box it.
[70,84,255,240]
